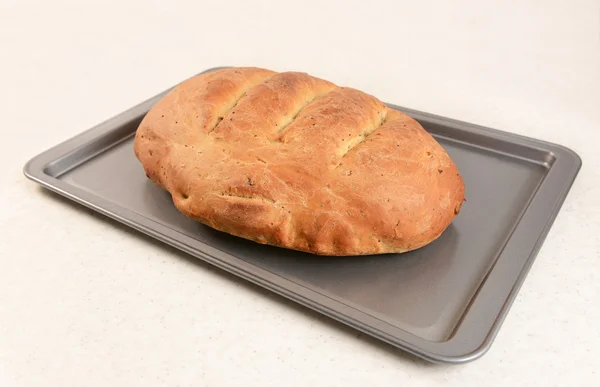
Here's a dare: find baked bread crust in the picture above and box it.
[134,67,465,256]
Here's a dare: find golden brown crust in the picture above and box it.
[134,67,465,256]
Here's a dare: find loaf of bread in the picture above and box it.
[134,67,465,256]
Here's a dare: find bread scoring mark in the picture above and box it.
[335,109,388,168]
[207,92,247,134]
[207,72,278,134]
[276,88,337,134]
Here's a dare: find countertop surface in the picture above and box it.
[1,1,599,386]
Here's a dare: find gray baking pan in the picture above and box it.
[23,67,581,364]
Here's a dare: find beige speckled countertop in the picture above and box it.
[1,1,599,386]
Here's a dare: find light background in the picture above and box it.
[1,1,599,386]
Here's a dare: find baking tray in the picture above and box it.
[23,67,581,364]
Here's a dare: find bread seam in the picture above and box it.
[217,192,276,204]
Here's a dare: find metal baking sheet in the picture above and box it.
[23,67,581,364]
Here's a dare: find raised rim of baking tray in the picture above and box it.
[23,67,582,364]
